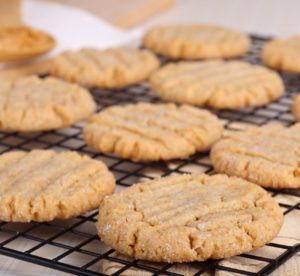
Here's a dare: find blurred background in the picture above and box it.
[68,0,300,36]
[0,0,300,43]
[2,0,300,54]
[27,0,300,36]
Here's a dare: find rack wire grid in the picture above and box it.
[0,34,299,276]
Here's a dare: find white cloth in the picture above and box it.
[23,0,142,55]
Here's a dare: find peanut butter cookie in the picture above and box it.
[0,75,96,132]
[150,60,284,109]
[83,102,223,161]
[0,149,115,222]
[49,47,160,88]
[143,24,250,59]
[97,174,283,262]
[211,123,300,188]
[262,36,300,73]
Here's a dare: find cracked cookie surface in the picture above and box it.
[0,75,96,132]
[83,102,223,161]
[150,60,284,109]
[0,149,115,222]
[0,26,55,61]
[49,47,160,88]
[211,123,300,188]
[261,36,300,73]
[97,173,283,262]
[143,24,250,60]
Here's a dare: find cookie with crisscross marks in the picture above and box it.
[143,24,250,59]
[150,60,284,109]
[262,36,300,73]
[49,47,160,88]
[83,102,223,161]
[0,26,55,61]
[0,149,115,222]
[211,123,300,188]
[0,75,96,132]
[97,173,283,262]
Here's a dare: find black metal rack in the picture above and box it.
[0,34,299,275]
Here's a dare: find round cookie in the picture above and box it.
[0,149,115,222]
[142,24,250,60]
[97,173,283,262]
[211,123,300,189]
[150,60,284,109]
[0,75,96,132]
[0,26,55,62]
[292,94,300,121]
[83,102,223,161]
[49,47,160,88]
[261,36,300,73]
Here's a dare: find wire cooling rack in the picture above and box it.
[0,34,300,276]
